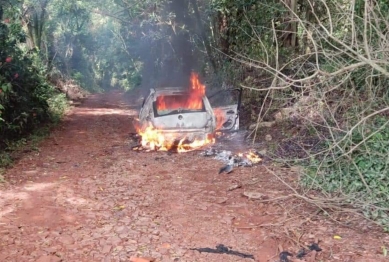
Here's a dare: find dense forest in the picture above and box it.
[1,0,388,228]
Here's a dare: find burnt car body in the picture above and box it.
[138,87,241,142]
[208,87,242,131]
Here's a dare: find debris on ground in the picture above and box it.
[202,148,232,161]
[279,251,293,262]
[296,243,322,259]
[296,248,307,258]
[201,149,263,174]
[219,156,234,174]
[296,248,309,258]
[190,244,255,259]
[219,163,234,174]
[308,243,322,252]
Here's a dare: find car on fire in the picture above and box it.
[138,86,241,144]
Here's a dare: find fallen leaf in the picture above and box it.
[113,205,125,210]
[333,235,342,240]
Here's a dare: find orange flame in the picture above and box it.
[236,151,262,164]
[246,151,262,164]
[137,124,215,153]
[213,108,227,130]
[156,72,205,111]
[189,71,205,98]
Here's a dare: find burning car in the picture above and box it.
[136,73,241,152]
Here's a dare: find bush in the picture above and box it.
[0,5,68,149]
[47,93,69,123]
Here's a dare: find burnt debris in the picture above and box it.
[308,243,322,252]
[218,156,234,174]
[190,244,254,259]
[201,148,263,169]
[279,251,293,262]
[296,243,323,259]
[296,248,307,259]
[218,163,234,174]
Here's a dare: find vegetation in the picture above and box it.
[227,0,389,229]
[1,3,65,145]
[0,0,388,228]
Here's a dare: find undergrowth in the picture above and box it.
[303,117,389,229]
[223,0,389,229]
[1,3,71,174]
[0,91,68,173]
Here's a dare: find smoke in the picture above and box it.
[136,0,197,92]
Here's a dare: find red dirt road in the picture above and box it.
[0,91,388,262]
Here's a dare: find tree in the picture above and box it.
[22,0,50,50]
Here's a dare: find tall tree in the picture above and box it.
[22,0,50,50]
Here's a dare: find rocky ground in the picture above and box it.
[0,91,388,262]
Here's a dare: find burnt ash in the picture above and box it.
[190,244,255,259]
[201,148,263,166]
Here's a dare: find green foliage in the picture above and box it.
[0,3,68,149]
[45,0,101,91]
[72,71,84,85]
[0,152,13,168]
[209,0,286,59]
[303,117,389,228]
[47,92,68,123]
[218,0,389,229]
[0,137,26,170]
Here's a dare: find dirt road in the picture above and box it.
[0,91,387,262]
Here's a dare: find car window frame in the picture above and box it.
[152,94,207,117]
[208,87,242,112]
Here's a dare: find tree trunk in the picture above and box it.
[289,0,298,47]
[217,12,230,56]
[23,0,50,50]
[280,0,298,47]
